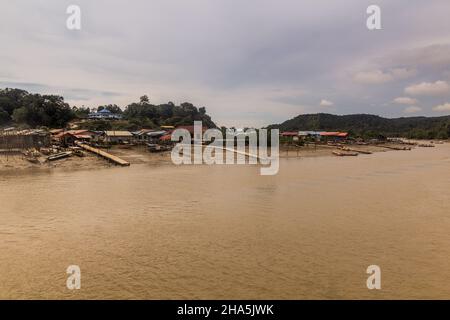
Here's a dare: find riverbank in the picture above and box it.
[0,141,446,173]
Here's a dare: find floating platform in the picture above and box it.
[379,145,412,151]
[418,144,435,148]
[75,142,130,166]
[332,151,358,157]
[209,146,270,162]
[341,147,372,154]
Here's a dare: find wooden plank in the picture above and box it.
[75,142,130,166]
[208,146,270,162]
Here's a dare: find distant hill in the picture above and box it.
[267,113,450,139]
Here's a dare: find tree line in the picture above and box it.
[267,113,450,140]
[0,89,216,130]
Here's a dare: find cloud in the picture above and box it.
[2,1,450,126]
[353,70,393,84]
[390,68,417,80]
[385,44,450,69]
[403,106,422,114]
[353,68,416,84]
[319,99,333,107]
[432,103,450,112]
[404,81,450,96]
[393,97,418,105]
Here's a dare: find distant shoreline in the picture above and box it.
[1,140,445,174]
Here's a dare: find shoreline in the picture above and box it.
[0,141,441,174]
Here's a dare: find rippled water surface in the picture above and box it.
[0,144,449,299]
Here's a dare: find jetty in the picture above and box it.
[209,146,270,162]
[75,142,130,166]
[378,145,411,151]
[340,147,372,154]
[332,150,358,157]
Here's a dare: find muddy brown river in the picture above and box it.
[0,144,449,299]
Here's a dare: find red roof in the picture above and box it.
[54,132,71,139]
[73,134,92,139]
[281,132,298,136]
[53,130,96,140]
[319,131,348,137]
[159,134,172,141]
[175,125,207,135]
[50,129,64,135]
[320,131,340,136]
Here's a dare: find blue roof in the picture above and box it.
[98,109,112,113]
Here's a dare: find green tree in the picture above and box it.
[0,107,10,124]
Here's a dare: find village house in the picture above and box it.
[103,131,133,144]
[132,129,167,144]
[88,109,122,120]
[0,129,50,150]
[175,125,207,140]
[280,131,301,142]
[281,131,349,143]
[132,129,153,143]
[52,130,101,146]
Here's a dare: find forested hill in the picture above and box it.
[267,113,450,139]
[0,88,216,130]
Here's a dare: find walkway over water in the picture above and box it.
[75,142,130,166]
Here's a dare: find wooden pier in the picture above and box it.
[209,146,270,162]
[75,142,130,166]
[340,147,372,154]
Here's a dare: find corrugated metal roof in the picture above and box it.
[146,130,166,137]
[105,131,133,137]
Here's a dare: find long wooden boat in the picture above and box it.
[380,145,411,151]
[332,151,358,157]
[147,143,171,153]
[47,151,72,161]
[418,144,435,148]
[341,147,372,154]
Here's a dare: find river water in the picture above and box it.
[0,144,449,299]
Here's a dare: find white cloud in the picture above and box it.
[319,99,334,107]
[403,106,422,114]
[404,81,450,96]
[353,68,416,84]
[432,103,450,112]
[393,97,418,105]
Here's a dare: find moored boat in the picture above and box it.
[147,143,171,153]
[46,151,72,161]
[332,151,358,156]
[418,144,435,148]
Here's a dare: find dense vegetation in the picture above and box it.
[268,113,450,139]
[121,95,216,129]
[0,89,216,130]
[0,88,75,128]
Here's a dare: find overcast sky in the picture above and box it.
[1,0,450,127]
